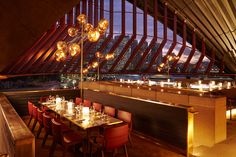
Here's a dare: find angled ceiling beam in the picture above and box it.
[122,0,148,71]
[145,2,168,73]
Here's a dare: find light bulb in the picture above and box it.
[98,19,109,33]
[77,14,87,25]
[68,27,79,37]
[84,23,93,33]
[69,43,80,56]
[57,41,67,52]
[92,62,99,68]
[88,28,100,42]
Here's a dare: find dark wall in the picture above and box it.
[1,89,79,116]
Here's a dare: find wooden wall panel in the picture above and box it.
[83,89,189,154]
[1,89,80,116]
[0,95,35,157]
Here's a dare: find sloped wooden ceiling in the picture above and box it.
[0,0,79,72]
[0,0,235,76]
[159,0,236,72]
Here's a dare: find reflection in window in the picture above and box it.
[188,50,201,72]
[198,56,210,73]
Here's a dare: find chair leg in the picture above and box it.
[101,150,105,157]
[27,115,33,126]
[49,140,57,157]
[63,146,68,157]
[124,145,128,157]
[31,119,37,132]
[41,132,49,147]
[112,149,117,157]
[128,133,133,147]
[36,125,43,138]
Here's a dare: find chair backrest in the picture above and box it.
[32,105,38,119]
[93,102,102,112]
[40,96,48,103]
[83,99,91,107]
[75,97,82,105]
[37,108,43,124]
[104,106,116,117]
[117,110,132,130]
[104,124,129,150]
[51,118,62,143]
[28,101,33,116]
[43,113,52,134]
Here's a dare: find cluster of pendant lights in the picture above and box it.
[55,14,109,61]
[157,55,179,72]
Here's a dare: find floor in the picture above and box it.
[23,116,236,157]
[193,120,236,157]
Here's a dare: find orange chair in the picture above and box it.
[36,108,44,138]
[93,102,102,112]
[118,109,133,146]
[27,101,34,126]
[104,106,116,117]
[90,124,129,157]
[31,105,38,131]
[83,99,91,107]
[49,119,83,157]
[75,97,82,105]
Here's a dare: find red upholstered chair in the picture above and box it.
[93,102,102,112]
[104,106,116,117]
[31,105,38,131]
[90,124,129,157]
[83,99,91,107]
[36,108,44,138]
[75,97,82,105]
[117,110,133,146]
[42,114,72,147]
[42,113,52,146]
[49,119,83,157]
[39,96,48,103]
[27,101,34,126]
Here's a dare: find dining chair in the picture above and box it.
[104,106,116,117]
[42,114,72,147]
[75,97,82,105]
[117,109,133,146]
[89,124,129,157]
[49,118,83,157]
[83,99,91,107]
[42,113,52,146]
[27,101,34,126]
[31,105,38,131]
[93,102,102,112]
[39,96,48,103]
[36,108,44,138]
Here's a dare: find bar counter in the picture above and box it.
[83,81,227,147]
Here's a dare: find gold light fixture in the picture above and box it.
[55,14,109,100]
[157,54,179,77]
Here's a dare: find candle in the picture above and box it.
[227,82,231,89]
[177,82,182,89]
[55,97,62,110]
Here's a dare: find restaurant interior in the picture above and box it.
[0,0,235,157]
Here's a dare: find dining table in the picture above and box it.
[40,101,123,130]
